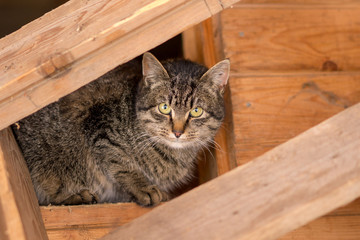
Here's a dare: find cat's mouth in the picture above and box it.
[164,139,191,149]
[162,136,197,149]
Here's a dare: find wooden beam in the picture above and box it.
[0,0,240,131]
[200,16,237,175]
[41,203,154,240]
[0,128,48,240]
[182,16,237,181]
[100,102,360,240]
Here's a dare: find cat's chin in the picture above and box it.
[162,139,195,150]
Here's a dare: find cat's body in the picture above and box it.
[12,53,229,206]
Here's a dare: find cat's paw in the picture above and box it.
[132,185,165,207]
[61,190,99,205]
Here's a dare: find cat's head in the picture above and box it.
[136,52,229,149]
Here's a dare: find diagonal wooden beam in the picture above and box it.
[0,0,240,130]
[100,102,360,240]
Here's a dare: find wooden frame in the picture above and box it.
[0,0,238,131]
[1,0,360,239]
[101,102,360,240]
[0,128,48,240]
[0,0,240,239]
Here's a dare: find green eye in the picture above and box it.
[158,103,171,115]
[190,107,203,118]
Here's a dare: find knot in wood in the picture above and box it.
[322,60,338,71]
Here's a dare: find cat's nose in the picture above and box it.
[173,130,183,138]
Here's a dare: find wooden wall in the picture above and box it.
[222,0,360,166]
[218,0,360,238]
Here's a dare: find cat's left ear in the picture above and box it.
[201,59,230,94]
[142,52,169,87]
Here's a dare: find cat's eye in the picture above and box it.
[189,107,203,118]
[158,103,171,115]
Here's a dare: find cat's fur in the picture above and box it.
[12,53,230,206]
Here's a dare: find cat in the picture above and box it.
[12,52,230,206]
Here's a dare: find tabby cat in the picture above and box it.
[12,53,230,206]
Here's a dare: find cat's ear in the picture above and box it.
[200,59,230,94]
[142,52,169,86]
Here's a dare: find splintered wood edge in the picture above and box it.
[100,103,360,240]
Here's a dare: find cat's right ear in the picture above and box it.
[142,52,169,86]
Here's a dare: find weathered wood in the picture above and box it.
[230,72,360,165]
[220,5,360,73]
[234,0,359,6]
[200,16,237,175]
[100,103,360,240]
[41,203,154,240]
[183,16,237,180]
[280,197,360,239]
[41,197,360,240]
[280,216,360,240]
[0,128,48,240]
[0,0,240,131]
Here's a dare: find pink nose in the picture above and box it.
[173,131,183,138]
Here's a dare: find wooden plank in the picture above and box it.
[0,0,240,130]
[280,215,360,240]
[182,24,218,183]
[39,195,360,239]
[234,0,360,7]
[100,102,360,240]
[230,72,360,165]
[220,5,360,73]
[183,17,237,180]
[281,197,360,239]
[40,203,154,240]
[329,198,360,216]
[0,128,48,240]
[200,16,237,175]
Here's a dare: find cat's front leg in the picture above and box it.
[114,170,168,206]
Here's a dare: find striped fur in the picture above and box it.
[12,53,229,206]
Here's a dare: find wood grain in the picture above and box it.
[220,6,360,73]
[229,72,360,165]
[280,215,360,240]
[41,203,154,240]
[234,0,360,7]
[0,0,240,131]
[0,128,48,240]
[100,103,360,240]
[39,193,360,240]
[200,17,238,175]
[183,16,237,179]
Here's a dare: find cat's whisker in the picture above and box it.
[207,139,226,154]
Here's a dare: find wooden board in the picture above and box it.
[0,128,48,240]
[280,197,360,239]
[99,103,360,240]
[40,197,360,240]
[41,203,154,240]
[234,0,359,6]
[0,0,241,131]
[182,16,237,180]
[229,72,360,165]
[280,215,360,240]
[220,5,360,73]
